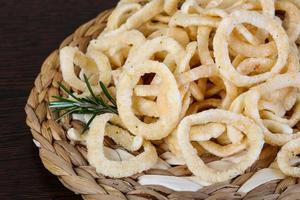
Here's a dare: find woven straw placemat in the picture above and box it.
[25,9,300,200]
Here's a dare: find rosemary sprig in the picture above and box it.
[49,74,118,132]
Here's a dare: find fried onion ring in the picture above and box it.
[214,10,289,87]
[60,46,111,92]
[86,114,158,178]
[244,73,300,146]
[277,137,300,177]
[117,60,181,140]
[177,109,264,183]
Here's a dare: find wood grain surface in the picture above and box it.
[0,1,118,199]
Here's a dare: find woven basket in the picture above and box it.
[25,8,300,200]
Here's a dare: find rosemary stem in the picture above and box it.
[49,75,118,132]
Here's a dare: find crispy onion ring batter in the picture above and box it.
[177,109,264,183]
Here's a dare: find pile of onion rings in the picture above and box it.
[60,0,300,184]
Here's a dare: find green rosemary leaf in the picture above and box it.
[58,82,81,102]
[83,74,99,102]
[95,94,106,107]
[85,96,100,106]
[100,81,117,106]
[55,106,78,122]
[52,95,77,103]
[82,113,98,133]
[49,75,118,132]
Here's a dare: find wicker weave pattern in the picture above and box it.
[25,9,300,200]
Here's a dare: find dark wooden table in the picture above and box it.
[0,1,118,199]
